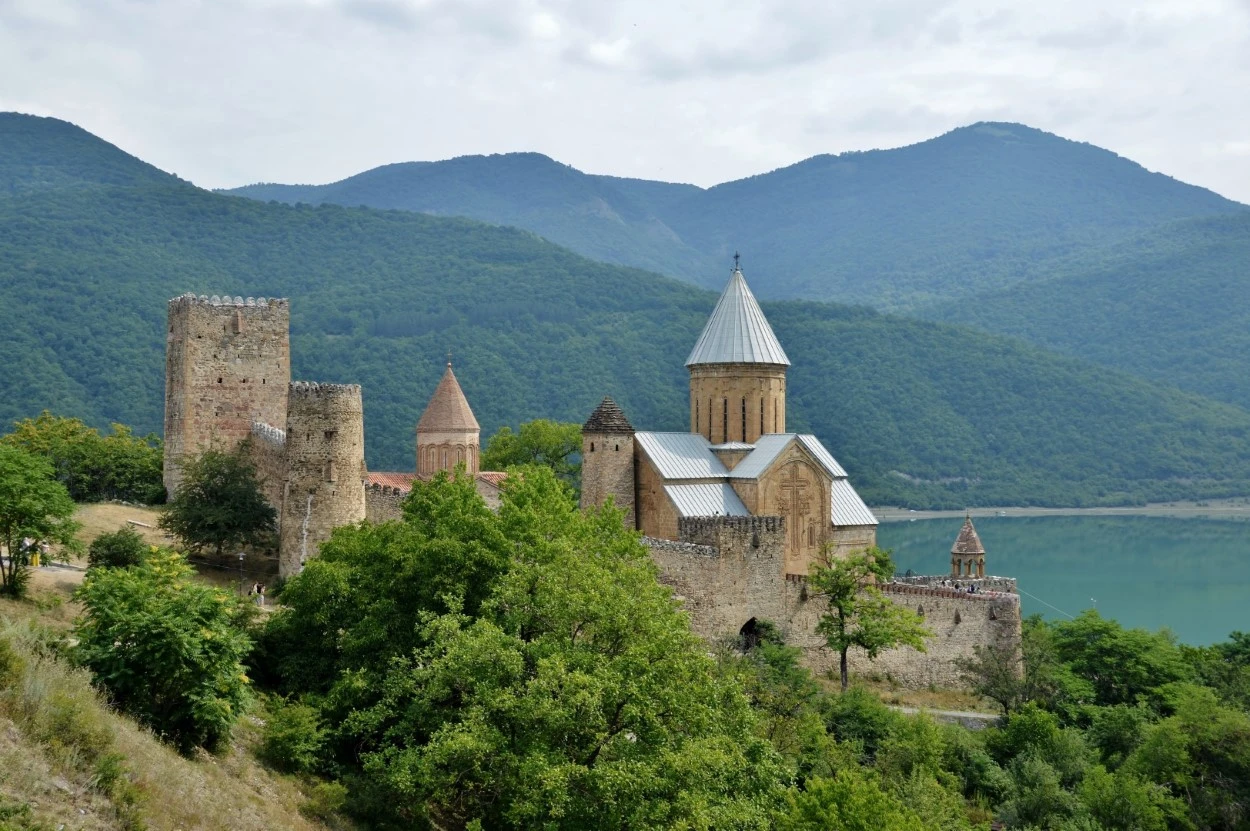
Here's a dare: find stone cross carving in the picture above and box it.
[778,463,812,551]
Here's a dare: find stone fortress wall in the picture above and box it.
[644,515,1023,689]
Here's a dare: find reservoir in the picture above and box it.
[877,515,1250,646]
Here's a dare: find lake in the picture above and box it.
[877,515,1250,645]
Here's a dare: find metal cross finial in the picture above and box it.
[733,251,740,271]
[446,349,452,367]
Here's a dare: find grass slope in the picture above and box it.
[0,572,342,831]
[4,114,1250,507]
[920,213,1250,411]
[224,121,1245,308]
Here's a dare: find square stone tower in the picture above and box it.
[163,294,290,496]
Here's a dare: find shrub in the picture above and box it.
[73,551,253,753]
[87,527,149,570]
[260,698,325,773]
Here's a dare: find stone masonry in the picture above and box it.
[163,294,290,495]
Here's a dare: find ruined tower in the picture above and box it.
[163,294,290,496]
[416,362,480,476]
[579,397,636,527]
[686,264,789,444]
[278,382,367,578]
[951,515,987,578]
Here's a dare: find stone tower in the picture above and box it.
[279,382,367,578]
[416,362,480,476]
[580,397,636,527]
[164,294,290,496]
[687,263,790,444]
[951,515,986,578]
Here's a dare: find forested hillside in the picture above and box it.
[922,213,1250,410]
[225,121,1245,308]
[6,113,1250,507]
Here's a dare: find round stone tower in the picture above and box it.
[687,262,790,444]
[279,382,367,577]
[416,362,481,476]
[951,515,986,578]
[580,396,636,528]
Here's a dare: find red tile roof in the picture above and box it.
[366,471,418,492]
[477,471,508,487]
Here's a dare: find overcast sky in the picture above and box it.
[3,0,1249,201]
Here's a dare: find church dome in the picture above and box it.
[685,265,790,367]
[417,363,479,433]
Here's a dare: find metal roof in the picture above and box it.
[709,441,755,451]
[685,268,791,367]
[635,432,729,480]
[831,478,879,527]
[664,483,750,517]
[726,434,795,479]
[797,434,849,478]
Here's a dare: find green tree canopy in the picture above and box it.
[0,444,80,596]
[2,411,163,504]
[809,548,931,691]
[73,550,254,753]
[265,467,786,829]
[159,448,276,558]
[86,526,150,570]
[481,419,582,488]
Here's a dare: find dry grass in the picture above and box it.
[844,675,998,714]
[0,567,349,831]
[71,504,170,553]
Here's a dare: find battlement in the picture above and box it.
[879,581,1020,604]
[894,574,1018,594]
[679,515,785,537]
[250,421,286,448]
[168,293,288,309]
[366,482,409,496]
[289,381,363,398]
[642,536,719,558]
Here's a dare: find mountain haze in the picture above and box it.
[224,122,1246,308]
[5,112,1250,508]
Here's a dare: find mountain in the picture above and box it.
[0,113,177,193]
[227,153,716,285]
[6,112,1250,508]
[920,212,1250,410]
[223,122,1246,308]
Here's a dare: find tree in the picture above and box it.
[481,419,582,487]
[0,445,80,596]
[268,467,787,829]
[87,526,149,569]
[808,547,930,691]
[2,412,163,504]
[73,550,253,753]
[1050,611,1192,707]
[958,616,1094,716]
[775,769,926,831]
[159,448,276,558]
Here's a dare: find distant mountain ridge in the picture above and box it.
[223,122,1246,307]
[6,111,1250,508]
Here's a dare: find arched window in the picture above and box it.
[695,400,699,434]
[760,398,765,437]
[722,398,728,443]
[741,398,747,442]
[590,442,595,452]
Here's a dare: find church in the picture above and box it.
[580,262,878,577]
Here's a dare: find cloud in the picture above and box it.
[0,0,1248,203]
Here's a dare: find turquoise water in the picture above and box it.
[877,516,1250,646]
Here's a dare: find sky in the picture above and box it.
[2,0,1249,202]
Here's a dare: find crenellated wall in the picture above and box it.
[645,514,1023,689]
[365,483,408,523]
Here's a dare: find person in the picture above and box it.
[256,583,266,608]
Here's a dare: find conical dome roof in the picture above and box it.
[583,396,634,434]
[951,516,986,556]
[686,266,790,367]
[417,363,479,432]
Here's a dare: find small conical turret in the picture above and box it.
[418,362,479,433]
[583,396,634,434]
[951,514,986,578]
[580,396,636,528]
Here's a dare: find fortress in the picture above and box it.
[162,268,1021,688]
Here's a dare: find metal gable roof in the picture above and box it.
[831,478,879,527]
[664,483,751,517]
[685,268,791,367]
[635,432,729,480]
[797,434,849,478]
[726,434,795,479]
